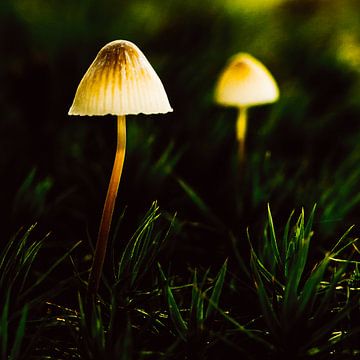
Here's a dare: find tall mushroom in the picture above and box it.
[215,53,279,164]
[69,40,172,295]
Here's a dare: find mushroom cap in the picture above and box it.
[68,40,173,116]
[215,53,279,108]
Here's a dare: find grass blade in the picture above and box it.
[0,292,9,360]
[9,304,28,360]
[158,264,188,341]
[267,204,281,268]
[205,259,227,319]
[20,240,82,300]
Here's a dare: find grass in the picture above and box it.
[0,225,80,359]
[248,206,359,358]
[1,204,358,359]
[1,0,360,358]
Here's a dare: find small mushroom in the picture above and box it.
[215,53,279,164]
[69,40,172,295]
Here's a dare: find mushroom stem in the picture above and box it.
[236,107,248,164]
[88,115,126,296]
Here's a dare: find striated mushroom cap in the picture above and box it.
[215,53,279,108]
[68,40,173,116]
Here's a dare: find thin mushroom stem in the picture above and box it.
[88,115,126,296]
[236,107,248,165]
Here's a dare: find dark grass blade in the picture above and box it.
[282,209,294,270]
[197,277,274,348]
[0,225,37,290]
[116,201,173,290]
[247,231,283,289]
[175,176,225,229]
[77,293,106,356]
[9,304,28,360]
[20,240,82,300]
[266,204,281,269]
[189,270,204,330]
[282,209,313,318]
[250,250,281,337]
[158,264,188,341]
[313,268,346,320]
[0,292,10,360]
[329,227,357,258]
[205,259,227,319]
[0,292,28,360]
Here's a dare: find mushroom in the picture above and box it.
[69,40,172,295]
[215,53,279,164]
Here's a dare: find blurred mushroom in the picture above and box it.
[215,53,279,164]
[69,40,172,295]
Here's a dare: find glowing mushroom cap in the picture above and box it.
[68,40,173,116]
[215,53,279,108]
